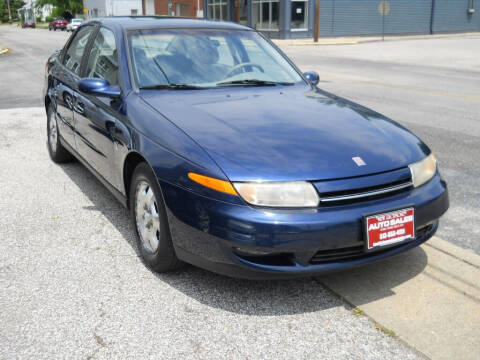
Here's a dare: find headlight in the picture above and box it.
[409,153,437,188]
[233,181,319,207]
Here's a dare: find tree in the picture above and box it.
[35,0,83,18]
[0,0,25,22]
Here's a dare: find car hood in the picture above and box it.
[141,87,429,182]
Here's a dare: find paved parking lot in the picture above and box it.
[0,25,479,359]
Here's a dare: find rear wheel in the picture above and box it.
[129,163,182,273]
[47,104,73,163]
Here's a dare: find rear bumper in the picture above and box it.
[161,173,448,279]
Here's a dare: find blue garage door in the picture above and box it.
[432,0,480,32]
[319,0,432,36]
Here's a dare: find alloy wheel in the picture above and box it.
[135,180,161,253]
[48,111,57,153]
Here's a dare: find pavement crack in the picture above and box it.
[87,304,108,359]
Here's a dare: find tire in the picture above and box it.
[129,163,182,273]
[47,104,73,163]
[54,28,56,31]
[49,27,51,31]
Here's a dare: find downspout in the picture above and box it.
[430,0,436,34]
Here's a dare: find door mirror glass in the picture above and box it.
[303,71,319,86]
[78,78,120,98]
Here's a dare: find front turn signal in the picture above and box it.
[188,173,238,196]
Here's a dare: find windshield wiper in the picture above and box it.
[139,84,206,90]
[216,79,295,87]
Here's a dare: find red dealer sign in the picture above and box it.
[365,208,415,250]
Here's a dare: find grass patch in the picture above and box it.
[375,323,396,338]
[36,22,49,29]
[352,307,364,317]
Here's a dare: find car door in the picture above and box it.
[53,25,95,148]
[74,27,121,186]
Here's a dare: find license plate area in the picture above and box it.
[364,207,415,251]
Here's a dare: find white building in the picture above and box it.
[84,0,143,18]
[19,0,53,21]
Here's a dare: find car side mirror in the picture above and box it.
[303,72,320,86]
[78,78,121,98]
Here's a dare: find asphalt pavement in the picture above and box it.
[0,25,479,359]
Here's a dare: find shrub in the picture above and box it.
[36,16,42,22]
[45,15,53,22]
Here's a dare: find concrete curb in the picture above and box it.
[319,237,480,360]
[273,31,480,46]
[426,237,480,269]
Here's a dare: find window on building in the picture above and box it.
[291,0,308,30]
[85,27,119,86]
[253,0,279,31]
[131,9,138,15]
[92,8,98,17]
[63,26,94,75]
[208,0,228,20]
[176,3,191,17]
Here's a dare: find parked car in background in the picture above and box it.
[44,17,448,279]
[22,20,36,28]
[66,18,83,32]
[49,18,67,31]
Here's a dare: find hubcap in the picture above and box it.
[135,181,161,253]
[49,112,57,153]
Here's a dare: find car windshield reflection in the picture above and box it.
[128,29,305,89]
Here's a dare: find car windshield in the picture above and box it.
[128,29,304,89]
[72,19,82,23]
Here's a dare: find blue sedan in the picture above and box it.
[44,17,448,279]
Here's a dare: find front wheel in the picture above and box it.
[47,104,73,163]
[129,163,182,273]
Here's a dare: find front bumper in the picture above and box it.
[161,173,448,279]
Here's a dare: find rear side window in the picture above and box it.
[62,26,94,75]
[85,27,119,86]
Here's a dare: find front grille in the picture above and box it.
[319,178,413,205]
[309,245,364,264]
[309,224,433,264]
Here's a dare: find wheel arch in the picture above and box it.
[45,75,55,114]
[122,150,159,209]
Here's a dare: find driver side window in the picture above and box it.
[62,26,94,75]
[85,27,119,86]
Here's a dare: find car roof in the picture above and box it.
[85,16,252,31]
